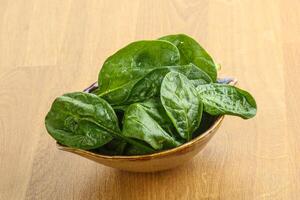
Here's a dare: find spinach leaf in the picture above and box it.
[161,72,203,141]
[97,40,180,105]
[125,63,212,104]
[139,98,176,136]
[45,92,116,150]
[94,138,127,155]
[159,34,217,82]
[196,84,257,119]
[45,92,154,154]
[122,103,181,150]
[124,143,153,155]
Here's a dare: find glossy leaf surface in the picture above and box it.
[122,103,181,150]
[161,72,203,141]
[196,84,257,119]
[45,92,117,149]
[139,98,176,136]
[97,40,180,105]
[159,34,217,82]
[125,63,212,104]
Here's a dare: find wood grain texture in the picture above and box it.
[0,0,299,199]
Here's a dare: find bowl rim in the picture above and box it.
[56,78,236,160]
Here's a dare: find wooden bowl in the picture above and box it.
[56,78,237,172]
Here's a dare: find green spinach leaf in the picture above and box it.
[196,84,257,119]
[161,72,203,141]
[124,143,153,155]
[125,63,212,104]
[122,103,181,150]
[45,92,154,153]
[94,138,127,155]
[45,92,116,150]
[139,98,176,136]
[97,40,180,105]
[159,34,217,82]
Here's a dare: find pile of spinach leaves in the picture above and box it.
[45,34,257,155]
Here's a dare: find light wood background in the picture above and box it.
[0,0,299,199]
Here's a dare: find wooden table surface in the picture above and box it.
[1,0,299,199]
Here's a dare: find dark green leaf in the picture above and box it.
[97,40,180,105]
[124,143,153,155]
[196,84,257,119]
[139,98,177,137]
[125,63,212,104]
[45,92,154,154]
[94,138,127,155]
[122,103,181,150]
[161,72,203,141]
[45,92,117,150]
[159,34,217,82]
